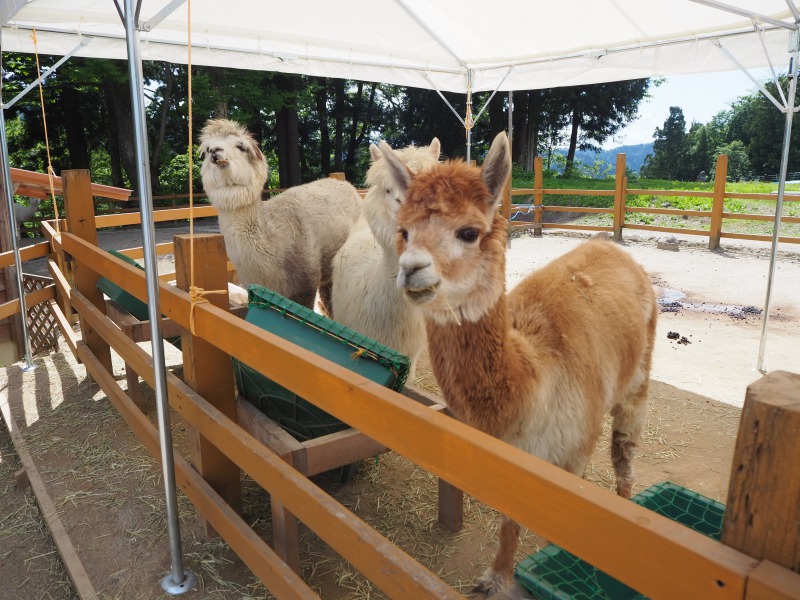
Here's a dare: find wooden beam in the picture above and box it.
[723,371,800,572]
[0,241,50,270]
[0,374,98,599]
[613,153,627,241]
[174,233,242,533]
[10,167,131,201]
[532,156,543,237]
[93,205,217,229]
[745,561,800,600]
[709,154,729,250]
[0,284,55,320]
[63,170,112,374]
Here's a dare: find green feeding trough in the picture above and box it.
[232,284,410,444]
[96,249,182,349]
[514,482,726,600]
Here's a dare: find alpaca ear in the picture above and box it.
[379,141,412,197]
[370,143,383,162]
[249,137,264,162]
[481,132,511,205]
[429,137,441,160]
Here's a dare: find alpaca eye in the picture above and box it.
[457,228,479,243]
[236,143,247,153]
[399,229,408,241]
[199,151,206,160]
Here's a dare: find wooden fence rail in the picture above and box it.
[504,154,800,249]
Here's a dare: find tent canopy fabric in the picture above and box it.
[0,1,797,93]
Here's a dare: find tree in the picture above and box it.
[640,106,691,180]
[562,79,651,177]
[715,140,751,182]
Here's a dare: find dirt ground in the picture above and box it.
[1,222,798,599]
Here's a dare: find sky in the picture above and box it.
[603,67,778,149]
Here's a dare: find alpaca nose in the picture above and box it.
[210,148,223,162]
[397,249,433,288]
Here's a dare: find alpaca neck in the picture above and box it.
[426,293,531,439]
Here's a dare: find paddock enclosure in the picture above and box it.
[0,167,798,599]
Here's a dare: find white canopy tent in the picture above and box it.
[1,0,798,593]
[0,0,796,93]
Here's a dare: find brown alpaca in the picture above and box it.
[380,132,658,596]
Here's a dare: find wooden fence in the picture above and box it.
[500,154,800,249]
[1,169,799,599]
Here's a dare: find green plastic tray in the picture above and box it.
[514,482,726,600]
[96,250,182,349]
[233,284,410,443]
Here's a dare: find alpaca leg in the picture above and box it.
[474,516,520,595]
[318,282,334,318]
[611,380,650,498]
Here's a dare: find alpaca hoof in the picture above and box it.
[472,569,509,596]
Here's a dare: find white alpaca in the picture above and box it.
[199,119,361,314]
[331,139,440,375]
[12,198,41,229]
[381,132,657,595]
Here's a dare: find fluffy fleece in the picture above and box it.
[382,132,658,595]
[199,119,361,313]
[331,138,440,374]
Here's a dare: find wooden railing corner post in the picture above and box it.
[723,370,800,573]
[533,156,544,237]
[613,154,627,242]
[329,172,346,181]
[63,169,112,375]
[709,154,729,250]
[174,233,242,535]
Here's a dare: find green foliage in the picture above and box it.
[714,140,752,182]
[158,152,204,196]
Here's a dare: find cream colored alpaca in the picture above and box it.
[331,139,440,374]
[199,119,361,314]
[381,132,657,596]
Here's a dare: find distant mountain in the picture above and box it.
[555,142,653,175]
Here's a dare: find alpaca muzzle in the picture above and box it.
[211,151,230,167]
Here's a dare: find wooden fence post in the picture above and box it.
[329,172,346,181]
[174,233,242,534]
[533,156,543,237]
[709,154,729,250]
[501,175,511,220]
[63,169,112,374]
[613,154,627,242]
[722,370,800,572]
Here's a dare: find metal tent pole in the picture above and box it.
[757,30,800,372]
[121,0,195,593]
[0,34,35,372]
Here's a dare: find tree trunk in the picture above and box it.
[102,82,138,199]
[151,64,176,188]
[565,107,581,177]
[333,79,345,172]
[276,76,301,188]
[512,92,530,169]
[211,67,228,118]
[315,77,331,175]
[61,86,91,170]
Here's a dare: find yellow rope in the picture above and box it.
[31,28,61,233]
[185,0,226,336]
